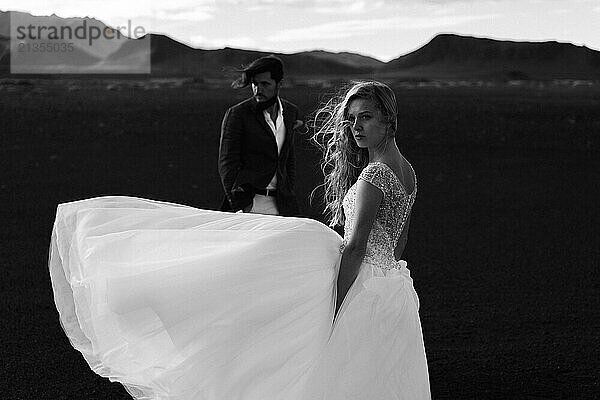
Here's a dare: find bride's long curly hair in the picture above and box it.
[311,81,398,227]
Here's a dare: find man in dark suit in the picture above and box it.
[219,55,299,216]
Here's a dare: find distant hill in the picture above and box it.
[0,11,8,73]
[1,10,600,80]
[0,33,8,70]
[1,10,149,73]
[147,34,382,78]
[383,34,600,80]
[302,50,384,70]
[0,11,380,78]
[0,10,7,36]
[150,33,600,80]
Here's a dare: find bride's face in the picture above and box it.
[346,98,388,149]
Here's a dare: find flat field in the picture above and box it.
[1,79,599,399]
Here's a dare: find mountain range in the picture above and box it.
[1,10,600,80]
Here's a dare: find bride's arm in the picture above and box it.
[336,180,383,312]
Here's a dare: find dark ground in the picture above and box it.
[1,79,599,399]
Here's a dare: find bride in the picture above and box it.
[49,81,430,399]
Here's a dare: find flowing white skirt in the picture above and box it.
[49,196,430,400]
[299,262,431,399]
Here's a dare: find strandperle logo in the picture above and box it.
[10,13,151,74]
[15,20,146,46]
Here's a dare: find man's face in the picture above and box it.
[251,71,279,103]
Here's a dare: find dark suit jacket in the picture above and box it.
[218,97,299,216]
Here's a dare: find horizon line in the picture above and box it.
[2,9,600,63]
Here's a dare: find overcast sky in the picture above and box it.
[3,0,600,61]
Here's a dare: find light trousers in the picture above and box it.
[235,194,279,215]
[250,194,279,215]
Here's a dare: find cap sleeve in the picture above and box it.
[358,163,390,196]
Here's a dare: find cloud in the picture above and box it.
[268,13,499,42]
[547,8,570,15]
[2,0,215,21]
[149,5,213,22]
[221,0,560,8]
[190,35,257,49]
[189,35,207,47]
[220,0,389,13]
[312,1,388,14]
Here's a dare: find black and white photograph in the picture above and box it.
[1,1,599,399]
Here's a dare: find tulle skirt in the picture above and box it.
[49,196,430,400]
[298,262,431,399]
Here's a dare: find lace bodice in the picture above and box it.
[342,162,417,270]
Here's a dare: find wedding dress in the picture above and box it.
[298,162,430,399]
[48,162,430,399]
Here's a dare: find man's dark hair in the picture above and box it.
[232,55,284,88]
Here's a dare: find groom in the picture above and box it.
[218,55,300,216]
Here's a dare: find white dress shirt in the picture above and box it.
[263,97,285,190]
